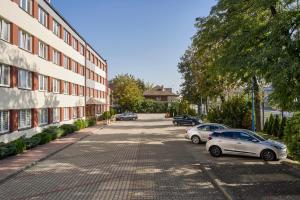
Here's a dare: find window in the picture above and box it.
[237,132,253,141]
[18,69,32,89]
[64,107,69,120]
[38,41,48,59]
[79,107,83,117]
[220,132,236,139]
[52,49,60,65]
[20,0,33,15]
[38,7,48,27]
[80,44,84,55]
[79,86,83,96]
[19,30,32,52]
[63,55,69,69]
[71,61,77,73]
[0,111,9,133]
[72,107,77,119]
[38,75,48,91]
[0,18,10,42]
[72,37,77,50]
[63,30,69,44]
[18,109,31,129]
[52,79,60,93]
[72,83,76,95]
[38,108,48,125]
[0,64,10,87]
[53,108,60,123]
[53,20,60,37]
[64,82,69,94]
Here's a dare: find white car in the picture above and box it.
[185,123,228,144]
[206,129,287,161]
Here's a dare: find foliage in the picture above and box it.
[74,119,88,130]
[60,124,77,135]
[102,111,111,120]
[284,113,300,161]
[272,115,280,137]
[110,108,116,116]
[0,143,17,159]
[87,118,96,127]
[207,96,251,128]
[13,138,26,154]
[111,74,144,111]
[267,114,275,135]
[39,133,53,145]
[279,117,287,139]
[24,136,41,149]
[263,118,269,133]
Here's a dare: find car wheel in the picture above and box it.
[174,121,178,126]
[261,149,276,161]
[191,136,201,144]
[191,122,195,126]
[209,146,222,157]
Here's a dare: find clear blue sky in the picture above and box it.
[52,0,217,92]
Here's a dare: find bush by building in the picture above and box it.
[284,113,300,161]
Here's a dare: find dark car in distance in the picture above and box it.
[116,112,138,121]
[173,115,202,126]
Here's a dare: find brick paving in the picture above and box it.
[0,115,224,200]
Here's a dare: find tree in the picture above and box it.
[267,114,275,135]
[111,74,144,111]
[278,116,287,139]
[272,115,280,137]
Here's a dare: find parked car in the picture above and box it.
[206,129,287,161]
[116,112,138,121]
[185,123,228,144]
[173,115,202,126]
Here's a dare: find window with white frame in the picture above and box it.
[72,83,76,95]
[52,49,60,65]
[38,108,48,125]
[63,30,69,44]
[72,37,77,50]
[63,55,69,69]
[71,61,76,72]
[38,7,48,27]
[80,44,84,55]
[0,64,10,87]
[53,20,60,37]
[72,107,77,119]
[52,78,60,93]
[0,111,9,133]
[64,81,69,94]
[18,109,31,129]
[53,108,60,123]
[18,69,32,89]
[38,75,48,91]
[64,107,69,120]
[19,30,32,52]
[0,18,10,42]
[38,41,48,59]
[20,0,33,15]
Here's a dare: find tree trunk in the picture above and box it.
[253,76,262,131]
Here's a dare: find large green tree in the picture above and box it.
[111,74,144,111]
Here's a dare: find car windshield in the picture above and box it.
[244,130,266,141]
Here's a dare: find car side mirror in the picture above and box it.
[251,139,259,143]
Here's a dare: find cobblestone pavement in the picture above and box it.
[0,114,224,200]
[1,114,300,200]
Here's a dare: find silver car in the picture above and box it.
[206,129,287,161]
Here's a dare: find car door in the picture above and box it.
[218,132,239,154]
[234,132,260,156]
[197,125,210,140]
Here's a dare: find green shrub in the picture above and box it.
[39,133,52,145]
[284,113,300,161]
[272,115,280,137]
[102,111,111,120]
[74,119,87,130]
[24,136,41,149]
[0,143,17,159]
[110,108,116,116]
[263,119,269,133]
[188,108,197,116]
[267,114,275,135]
[13,138,26,154]
[207,96,251,128]
[278,117,287,139]
[60,124,76,135]
[87,118,96,127]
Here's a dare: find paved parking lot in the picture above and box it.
[0,114,299,199]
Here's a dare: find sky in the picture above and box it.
[52,0,217,92]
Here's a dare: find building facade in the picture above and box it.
[0,0,109,143]
[143,85,179,102]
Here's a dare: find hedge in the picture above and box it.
[284,113,300,161]
[0,119,95,160]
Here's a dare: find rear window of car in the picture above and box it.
[211,132,221,137]
[220,132,235,138]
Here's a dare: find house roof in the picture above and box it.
[143,86,178,97]
[86,98,104,105]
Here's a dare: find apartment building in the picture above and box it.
[0,0,109,143]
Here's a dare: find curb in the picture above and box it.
[0,126,103,185]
